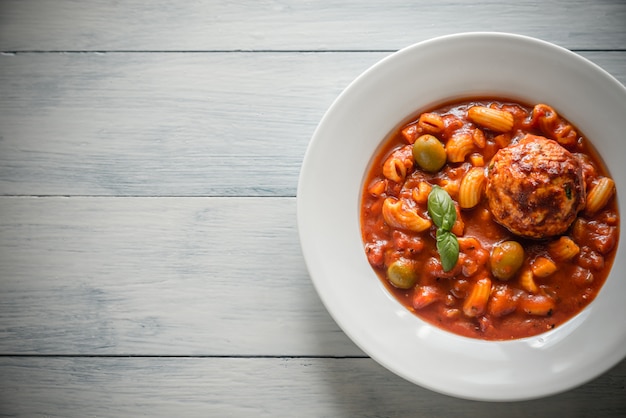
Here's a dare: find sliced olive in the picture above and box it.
[490,240,525,281]
[412,134,447,172]
[387,259,418,289]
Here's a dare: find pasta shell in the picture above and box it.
[382,198,432,232]
[531,256,557,278]
[463,276,492,317]
[548,236,580,261]
[520,294,555,316]
[418,112,445,134]
[446,132,474,163]
[519,268,539,294]
[382,156,407,183]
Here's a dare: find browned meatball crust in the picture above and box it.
[486,134,585,239]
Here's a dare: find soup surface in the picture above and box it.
[360,99,619,340]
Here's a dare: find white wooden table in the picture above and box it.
[1,1,625,416]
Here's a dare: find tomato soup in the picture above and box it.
[360,99,619,340]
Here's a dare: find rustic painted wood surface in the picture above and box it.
[1,51,625,197]
[0,0,625,416]
[1,0,625,51]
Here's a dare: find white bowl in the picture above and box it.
[297,32,626,401]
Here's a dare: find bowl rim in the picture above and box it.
[297,31,626,401]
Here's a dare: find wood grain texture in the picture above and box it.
[1,51,625,197]
[0,51,384,196]
[0,196,360,356]
[1,0,625,51]
[0,357,624,417]
[1,0,625,414]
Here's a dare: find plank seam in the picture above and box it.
[0,354,369,359]
[2,49,625,54]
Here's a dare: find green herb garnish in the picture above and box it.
[436,229,460,272]
[428,186,459,272]
[565,184,572,200]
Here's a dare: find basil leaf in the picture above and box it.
[427,186,460,272]
[427,185,456,231]
[436,229,459,272]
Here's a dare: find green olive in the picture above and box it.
[490,241,525,281]
[412,134,447,172]
[387,259,418,289]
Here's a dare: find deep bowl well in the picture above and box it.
[297,32,626,401]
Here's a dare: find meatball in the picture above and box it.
[485,134,585,239]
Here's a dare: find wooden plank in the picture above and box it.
[0,51,384,196]
[0,196,360,356]
[1,51,625,197]
[0,356,625,417]
[1,0,625,51]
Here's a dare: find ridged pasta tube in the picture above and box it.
[458,167,486,209]
[585,177,615,215]
[468,106,514,133]
[382,198,432,232]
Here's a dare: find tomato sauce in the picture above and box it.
[360,99,619,340]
